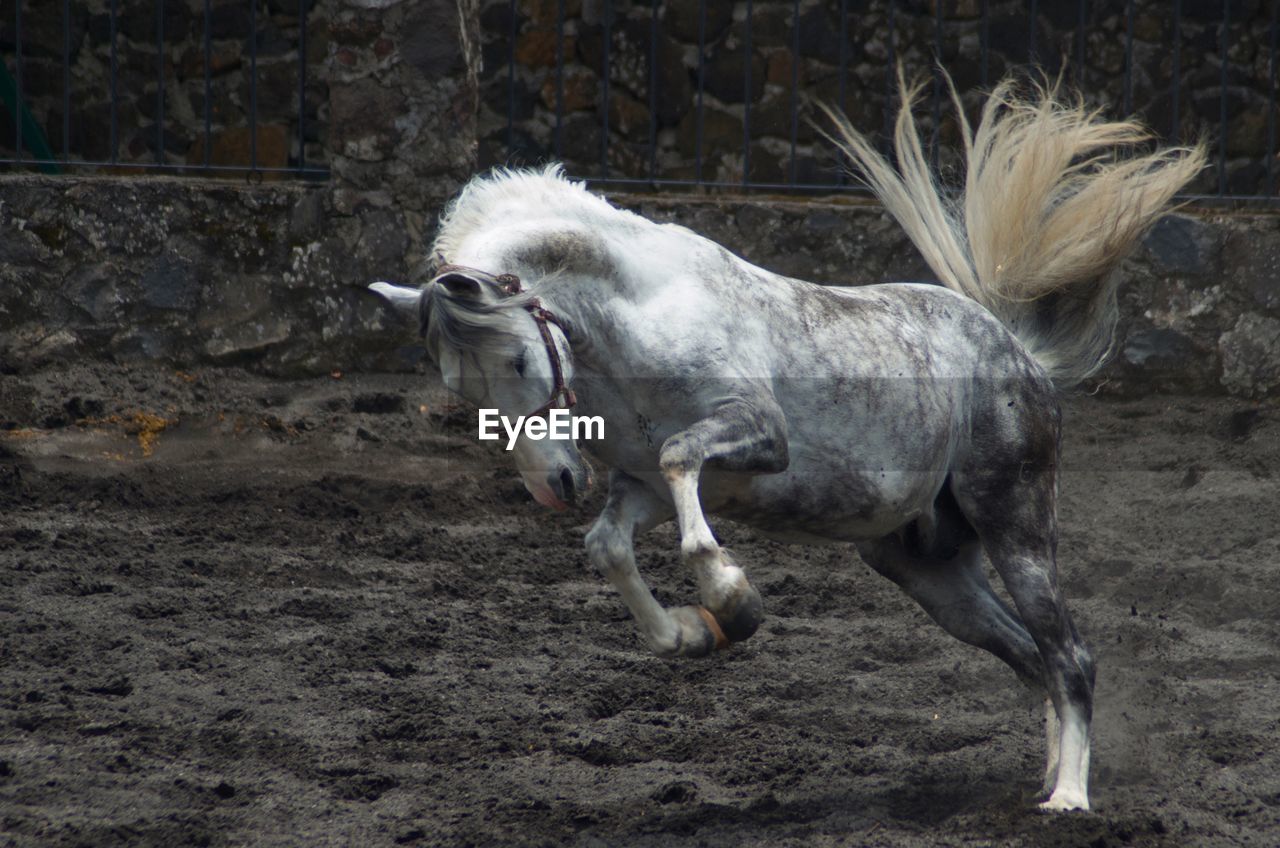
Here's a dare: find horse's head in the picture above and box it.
[370,268,591,511]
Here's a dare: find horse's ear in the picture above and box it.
[436,271,485,299]
[368,282,423,321]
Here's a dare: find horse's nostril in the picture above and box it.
[560,468,576,504]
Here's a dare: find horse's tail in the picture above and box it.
[821,69,1207,388]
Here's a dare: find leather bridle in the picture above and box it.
[434,262,577,418]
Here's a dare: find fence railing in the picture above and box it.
[0,0,326,179]
[479,0,1279,205]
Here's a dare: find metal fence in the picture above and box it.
[481,0,1280,205]
[0,0,326,179]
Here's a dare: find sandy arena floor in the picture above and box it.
[1,363,1278,847]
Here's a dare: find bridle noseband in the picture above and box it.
[435,262,577,418]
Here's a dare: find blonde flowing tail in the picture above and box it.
[822,70,1207,388]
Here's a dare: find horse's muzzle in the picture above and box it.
[521,457,591,512]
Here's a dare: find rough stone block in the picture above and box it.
[140,255,201,311]
[676,106,743,162]
[606,91,650,142]
[329,80,406,162]
[186,125,291,177]
[1142,214,1221,277]
[521,0,583,28]
[1219,314,1280,397]
[403,0,469,77]
[665,0,734,44]
[703,45,766,105]
[541,68,599,113]
[515,28,567,68]
[1123,327,1197,370]
[1223,227,1280,312]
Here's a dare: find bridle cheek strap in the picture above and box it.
[434,262,576,419]
[526,303,577,418]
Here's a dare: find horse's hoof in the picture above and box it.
[659,607,727,658]
[714,584,764,643]
[1037,793,1090,813]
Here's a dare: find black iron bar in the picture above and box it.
[1123,0,1133,115]
[648,0,658,180]
[696,0,706,183]
[299,0,307,172]
[157,0,165,165]
[1268,0,1277,196]
[1172,0,1181,139]
[837,0,848,185]
[884,0,896,152]
[789,0,800,185]
[555,0,564,160]
[63,0,70,161]
[250,0,259,172]
[601,0,612,176]
[932,0,943,172]
[204,0,211,167]
[15,0,22,161]
[742,0,752,186]
[1076,0,1085,87]
[1219,0,1230,195]
[507,0,516,156]
[1029,0,1038,65]
[110,0,118,163]
[980,0,989,87]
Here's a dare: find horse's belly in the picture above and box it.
[704,466,937,543]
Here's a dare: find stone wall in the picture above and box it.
[0,176,415,374]
[478,0,1277,195]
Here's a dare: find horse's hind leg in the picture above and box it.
[858,527,1068,798]
[854,536,1045,689]
[953,463,1095,812]
[659,396,789,646]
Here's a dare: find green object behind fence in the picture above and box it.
[0,61,59,175]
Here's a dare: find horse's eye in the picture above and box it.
[513,352,526,376]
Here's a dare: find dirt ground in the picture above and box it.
[1,362,1278,847]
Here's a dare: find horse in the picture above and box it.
[368,72,1205,813]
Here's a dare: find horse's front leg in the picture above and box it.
[659,397,788,646]
[586,470,723,657]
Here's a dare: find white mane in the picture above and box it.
[431,165,641,262]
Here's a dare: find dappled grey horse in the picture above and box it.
[369,74,1205,812]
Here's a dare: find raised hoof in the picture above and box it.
[713,584,764,643]
[659,607,729,658]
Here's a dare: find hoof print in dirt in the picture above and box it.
[353,393,407,415]
[395,828,427,845]
[653,781,698,805]
[1222,408,1262,442]
[87,677,133,697]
